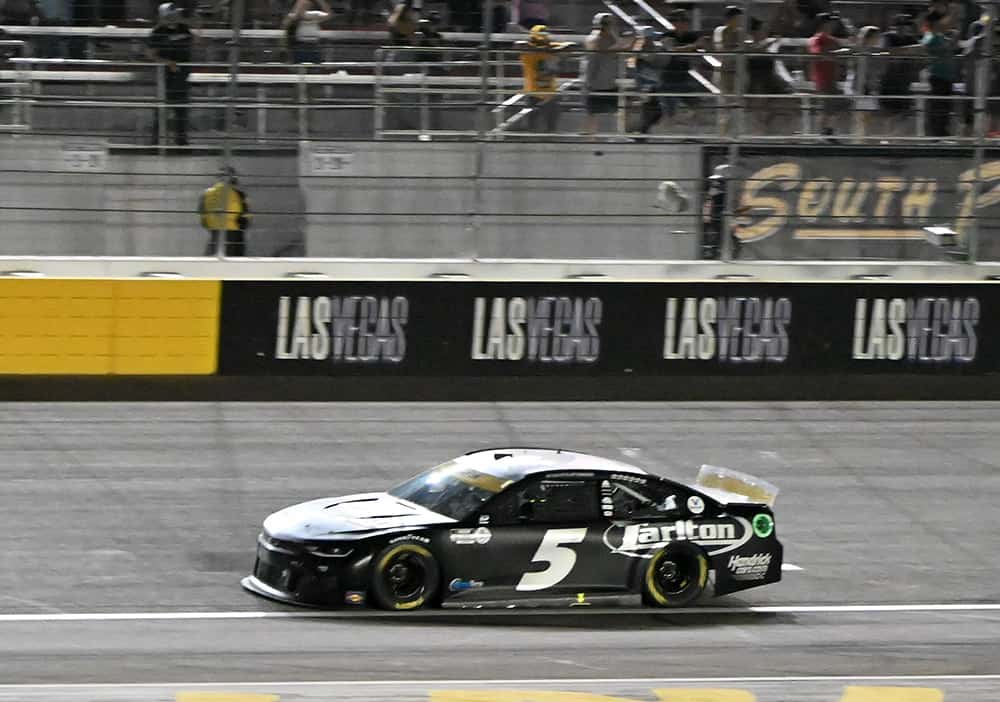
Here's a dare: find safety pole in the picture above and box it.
[471,0,494,258]
[967,7,994,263]
[218,0,245,258]
[720,0,750,262]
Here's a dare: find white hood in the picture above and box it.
[263,492,455,541]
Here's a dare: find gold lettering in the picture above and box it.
[735,162,800,241]
[797,178,834,222]
[901,177,937,222]
[956,160,1000,241]
[873,177,906,221]
[831,179,872,224]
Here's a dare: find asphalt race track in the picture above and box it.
[0,401,998,702]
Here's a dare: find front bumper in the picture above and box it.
[243,532,352,607]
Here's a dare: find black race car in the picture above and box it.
[242,448,782,610]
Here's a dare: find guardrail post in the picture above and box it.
[374,47,384,140]
[419,64,429,137]
[297,64,308,139]
[495,48,504,129]
[156,63,167,146]
[916,94,926,137]
[257,85,266,142]
[852,51,867,141]
[616,52,626,136]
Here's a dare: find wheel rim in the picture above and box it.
[655,553,695,596]
[385,552,426,601]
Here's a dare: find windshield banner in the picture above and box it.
[218,281,998,375]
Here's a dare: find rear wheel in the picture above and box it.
[369,542,440,611]
[641,542,709,607]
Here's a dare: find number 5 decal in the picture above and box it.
[516,528,587,591]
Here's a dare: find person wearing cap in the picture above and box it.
[281,0,331,64]
[199,168,250,257]
[582,12,632,137]
[713,5,744,135]
[388,0,419,45]
[147,2,193,146]
[808,11,849,139]
[516,24,574,133]
[646,9,708,131]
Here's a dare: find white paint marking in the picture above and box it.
[0,674,999,690]
[781,563,804,571]
[0,603,998,622]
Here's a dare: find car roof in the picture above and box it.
[458,447,649,483]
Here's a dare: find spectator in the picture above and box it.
[922,10,958,137]
[852,25,883,138]
[0,0,44,24]
[808,11,848,140]
[515,0,547,30]
[388,0,419,44]
[713,5,744,135]
[879,13,920,136]
[200,167,250,256]
[581,12,630,137]
[281,0,331,64]
[517,23,573,133]
[415,15,444,67]
[491,0,508,32]
[147,2,192,147]
[746,17,793,133]
[631,25,670,135]
[641,9,708,134]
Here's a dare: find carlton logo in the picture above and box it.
[470,296,602,363]
[274,295,408,363]
[852,297,979,363]
[662,297,791,363]
[603,519,750,559]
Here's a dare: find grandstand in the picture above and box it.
[1,0,998,262]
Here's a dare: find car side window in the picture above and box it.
[488,478,600,525]
[608,478,688,520]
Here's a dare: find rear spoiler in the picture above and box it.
[695,465,779,507]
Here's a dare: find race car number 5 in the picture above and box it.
[516,528,587,591]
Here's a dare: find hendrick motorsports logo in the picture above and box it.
[603,518,750,559]
[728,552,772,581]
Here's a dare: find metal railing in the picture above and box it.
[4,47,997,144]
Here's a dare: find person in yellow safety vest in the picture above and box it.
[516,25,574,133]
[199,167,250,257]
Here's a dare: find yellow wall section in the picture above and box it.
[0,279,220,375]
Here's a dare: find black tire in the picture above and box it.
[641,541,709,608]
[369,542,441,611]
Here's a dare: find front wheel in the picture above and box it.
[369,542,441,611]
[641,542,709,607]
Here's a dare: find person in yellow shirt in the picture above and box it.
[517,25,574,133]
[199,167,250,257]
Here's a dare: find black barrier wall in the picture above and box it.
[219,282,994,376]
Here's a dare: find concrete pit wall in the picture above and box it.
[0,137,701,259]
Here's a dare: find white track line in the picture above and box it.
[781,563,804,571]
[0,603,999,622]
[1,674,999,690]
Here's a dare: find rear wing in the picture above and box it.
[695,465,779,507]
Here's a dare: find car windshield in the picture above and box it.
[388,460,513,521]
